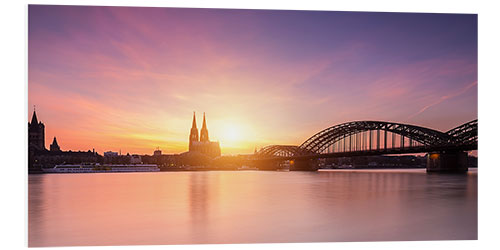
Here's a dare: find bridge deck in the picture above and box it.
[253,144,477,161]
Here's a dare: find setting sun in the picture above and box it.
[213,122,246,150]
[224,125,240,142]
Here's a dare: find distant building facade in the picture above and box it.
[34,150,100,167]
[130,155,142,164]
[153,148,162,156]
[188,112,221,158]
[104,151,119,157]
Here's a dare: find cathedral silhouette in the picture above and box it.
[188,112,221,158]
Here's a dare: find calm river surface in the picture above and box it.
[28,169,477,247]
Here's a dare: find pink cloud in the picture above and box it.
[408,80,478,119]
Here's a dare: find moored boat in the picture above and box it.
[42,163,160,173]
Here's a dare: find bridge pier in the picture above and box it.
[290,159,319,171]
[426,151,468,173]
[254,161,280,171]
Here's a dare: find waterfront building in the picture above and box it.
[33,150,101,168]
[28,110,45,151]
[130,155,142,164]
[153,148,162,156]
[104,151,119,157]
[28,109,102,171]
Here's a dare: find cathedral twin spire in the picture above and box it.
[200,112,209,142]
[191,111,197,129]
[190,112,199,143]
[189,112,210,151]
[190,112,209,141]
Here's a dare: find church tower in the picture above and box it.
[189,112,199,151]
[200,112,209,142]
[28,109,46,151]
[50,136,61,152]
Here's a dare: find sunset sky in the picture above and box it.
[28,5,477,155]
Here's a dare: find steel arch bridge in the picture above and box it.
[446,119,478,145]
[255,145,314,157]
[255,119,477,158]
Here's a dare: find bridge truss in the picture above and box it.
[255,120,477,158]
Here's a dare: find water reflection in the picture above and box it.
[28,169,477,246]
[188,172,216,242]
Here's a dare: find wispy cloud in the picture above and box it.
[408,81,478,119]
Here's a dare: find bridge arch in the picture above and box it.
[255,120,477,158]
[299,121,452,154]
[446,119,477,145]
[255,145,314,157]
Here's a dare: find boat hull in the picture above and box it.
[43,164,160,173]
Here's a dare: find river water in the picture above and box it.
[28,169,477,247]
